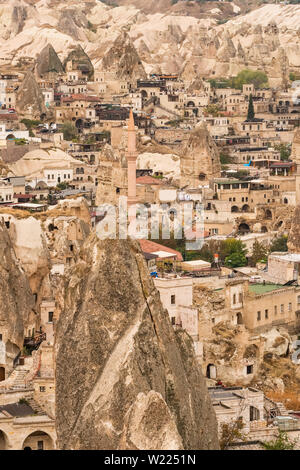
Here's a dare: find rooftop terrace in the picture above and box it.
[249,283,286,295]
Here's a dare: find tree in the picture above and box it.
[262,431,297,450]
[219,417,246,450]
[274,143,291,162]
[204,104,222,117]
[56,182,70,191]
[225,251,247,268]
[61,121,78,141]
[250,240,268,266]
[230,69,268,90]
[247,94,255,121]
[270,236,288,253]
[220,238,248,262]
[220,151,233,165]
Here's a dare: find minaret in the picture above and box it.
[126,109,138,218]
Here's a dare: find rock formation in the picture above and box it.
[101,31,146,84]
[16,72,47,118]
[55,236,220,450]
[180,121,221,188]
[36,44,64,78]
[0,2,298,79]
[64,45,94,80]
[288,205,300,252]
[0,221,34,365]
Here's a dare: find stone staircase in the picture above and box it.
[276,402,290,416]
[8,367,30,390]
[26,397,46,416]
[0,359,33,391]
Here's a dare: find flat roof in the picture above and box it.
[271,253,300,262]
[152,250,175,259]
[249,283,286,295]
[182,260,211,266]
[13,203,47,208]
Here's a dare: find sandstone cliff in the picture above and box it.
[0,221,34,353]
[55,236,219,450]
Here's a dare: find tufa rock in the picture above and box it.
[180,121,221,187]
[0,220,34,353]
[16,71,47,118]
[36,44,64,78]
[55,236,219,450]
[102,31,146,85]
[64,45,94,80]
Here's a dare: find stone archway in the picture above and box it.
[75,119,83,130]
[275,220,283,230]
[236,312,243,325]
[241,204,250,212]
[261,226,268,233]
[265,209,272,220]
[238,223,250,234]
[0,429,8,450]
[22,430,54,451]
[231,205,239,213]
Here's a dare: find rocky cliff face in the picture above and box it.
[288,205,300,253]
[0,221,34,352]
[55,235,219,450]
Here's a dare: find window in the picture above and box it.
[171,295,176,305]
[239,293,243,303]
[40,386,46,392]
[48,312,54,323]
[171,317,176,325]
[246,365,253,375]
[257,311,261,321]
[265,309,269,319]
[250,406,260,421]
[281,304,284,314]
[274,305,277,315]
[37,441,44,450]
[288,303,292,312]
[0,334,2,341]
[233,294,236,305]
